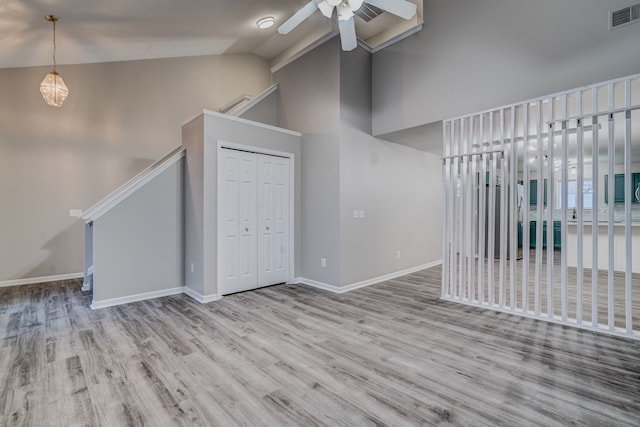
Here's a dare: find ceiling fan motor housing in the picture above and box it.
[280,0,417,51]
[317,0,365,20]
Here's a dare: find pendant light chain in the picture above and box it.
[52,17,56,72]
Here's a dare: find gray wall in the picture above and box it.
[300,133,341,284]
[274,37,443,288]
[238,89,280,127]
[339,43,442,286]
[339,124,443,286]
[274,38,341,134]
[372,0,640,135]
[182,112,302,298]
[274,39,342,286]
[92,160,184,303]
[0,54,270,282]
[340,47,372,135]
[182,116,206,295]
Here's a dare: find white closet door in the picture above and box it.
[257,154,290,287]
[220,149,258,294]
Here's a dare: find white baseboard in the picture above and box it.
[91,287,184,309]
[297,260,442,294]
[183,286,222,304]
[294,277,341,293]
[339,260,443,293]
[0,272,84,288]
[81,282,92,292]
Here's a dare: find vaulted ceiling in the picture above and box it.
[0,0,421,69]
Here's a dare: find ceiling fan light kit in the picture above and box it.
[278,0,416,51]
[337,2,355,20]
[40,15,69,107]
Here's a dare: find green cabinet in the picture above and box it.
[528,221,561,250]
[604,174,625,204]
[518,223,523,248]
[617,174,627,202]
[605,173,640,204]
[529,180,537,205]
[529,221,546,249]
[529,179,548,205]
[553,221,561,251]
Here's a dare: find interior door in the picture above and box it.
[257,154,290,287]
[219,148,258,294]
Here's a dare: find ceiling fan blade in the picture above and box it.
[365,0,417,20]
[277,0,319,35]
[317,0,335,18]
[348,0,365,11]
[338,17,357,51]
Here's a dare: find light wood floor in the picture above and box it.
[1,269,640,426]
[453,250,640,331]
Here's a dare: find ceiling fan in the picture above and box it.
[278,0,417,51]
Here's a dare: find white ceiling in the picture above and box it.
[0,0,421,69]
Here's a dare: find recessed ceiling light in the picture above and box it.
[257,16,275,30]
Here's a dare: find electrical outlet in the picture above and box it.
[190,262,194,273]
[359,210,365,218]
[321,258,327,268]
[69,209,82,217]
[396,250,401,259]
[353,210,359,218]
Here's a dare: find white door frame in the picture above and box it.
[216,140,295,296]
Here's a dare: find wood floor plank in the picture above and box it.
[1,274,640,426]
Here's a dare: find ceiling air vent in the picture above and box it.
[355,3,385,22]
[610,3,640,30]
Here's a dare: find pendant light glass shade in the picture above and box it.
[40,71,69,107]
[41,15,68,107]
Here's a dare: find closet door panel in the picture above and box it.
[220,149,258,294]
[274,161,288,273]
[258,154,290,287]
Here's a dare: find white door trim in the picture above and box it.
[216,140,295,297]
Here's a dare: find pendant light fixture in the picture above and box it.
[40,15,69,107]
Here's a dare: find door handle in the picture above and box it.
[245,227,249,232]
